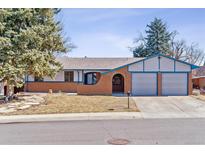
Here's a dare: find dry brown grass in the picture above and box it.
[4,93,139,115]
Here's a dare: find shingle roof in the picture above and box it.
[56,57,144,70]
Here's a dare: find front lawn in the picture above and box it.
[2,93,139,115]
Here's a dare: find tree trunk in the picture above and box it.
[6,82,14,97]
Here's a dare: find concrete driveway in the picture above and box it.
[132,96,205,118]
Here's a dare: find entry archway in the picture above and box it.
[112,74,124,93]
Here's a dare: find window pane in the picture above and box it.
[34,76,43,82]
[87,73,93,84]
[93,73,97,84]
[64,71,74,82]
[85,72,97,85]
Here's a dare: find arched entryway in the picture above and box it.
[112,74,124,93]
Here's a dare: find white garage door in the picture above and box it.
[162,73,188,96]
[132,73,157,96]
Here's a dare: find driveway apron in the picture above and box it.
[132,96,205,118]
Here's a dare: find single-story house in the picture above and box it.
[25,54,199,96]
[192,66,205,89]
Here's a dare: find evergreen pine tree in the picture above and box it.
[132,18,173,57]
[0,9,72,96]
[145,18,172,56]
[132,44,147,57]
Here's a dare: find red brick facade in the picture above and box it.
[157,73,162,96]
[25,67,193,95]
[26,82,78,93]
[25,66,131,95]
[78,66,131,95]
[193,77,205,89]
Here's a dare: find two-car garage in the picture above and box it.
[131,73,188,96]
[128,54,193,96]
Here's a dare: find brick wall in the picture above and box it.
[25,67,131,95]
[157,73,162,96]
[192,78,199,88]
[199,78,205,89]
[77,66,131,95]
[25,68,192,95]
[26,82,78,93]
[192,77,205,89]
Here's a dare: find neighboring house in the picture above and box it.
[192,66,205,89]
[25,54,199,96]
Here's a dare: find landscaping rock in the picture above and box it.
[0,108,16,113]
[193,90,200,96]
[17,105,31,110]
[0,100,5,104]
[7,105,18,108]
[14,102,23,106]
[25,102,40,105]
[0,94,45,114]
[0,107,8,112]
[0,107,16,113]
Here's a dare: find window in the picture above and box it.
[64,71,74,82]
[34,76,44,82]
[84,72,97,85]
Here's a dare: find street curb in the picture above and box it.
[1,112,205,124]
[0,112,143,124]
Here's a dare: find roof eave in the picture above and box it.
[191,65,200,70]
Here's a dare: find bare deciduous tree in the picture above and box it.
[170,32,205,65]
[184,43,205,65]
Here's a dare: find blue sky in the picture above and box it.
[56,8,205,57]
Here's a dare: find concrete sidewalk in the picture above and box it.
[1,111,205,124]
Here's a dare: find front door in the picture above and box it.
[112,74,124,93]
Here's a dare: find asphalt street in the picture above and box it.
[0,118,205,144]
